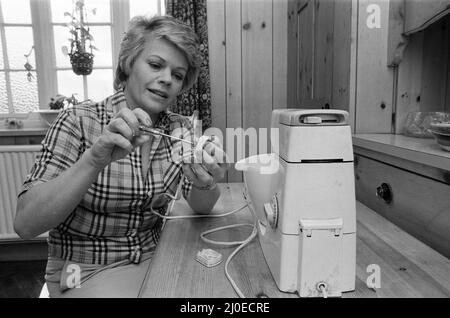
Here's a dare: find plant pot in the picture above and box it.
[35,109,62,127]
[70,51,94,75]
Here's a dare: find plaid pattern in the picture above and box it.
[20,91,193,265]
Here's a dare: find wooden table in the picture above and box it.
[139,183,450,298]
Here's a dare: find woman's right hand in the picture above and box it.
[86,108,152,170]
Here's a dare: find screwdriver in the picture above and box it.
[138,125,195,146]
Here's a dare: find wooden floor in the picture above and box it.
[0,260,46,298]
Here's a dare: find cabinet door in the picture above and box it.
[404,0,450,35]
[355,154,450,258]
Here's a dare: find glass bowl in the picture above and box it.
[430,123,450,152]
[404,112,450,138]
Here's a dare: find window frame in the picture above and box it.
[0,0,133,118]
[0,0,36,117]
[0,0,165,118]
[51,1,120,102]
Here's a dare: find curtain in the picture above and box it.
[166,0,212,130]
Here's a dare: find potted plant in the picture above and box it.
[61,0,98,75]
[36,94,80,126]
[48,94,79,110]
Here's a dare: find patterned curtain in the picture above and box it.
[166,0,211,130]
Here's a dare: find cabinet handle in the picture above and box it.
[376,183,393,203]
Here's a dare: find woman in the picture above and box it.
[14,15,227,297]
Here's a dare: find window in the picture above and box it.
[0,0,165,115]
[0,0,38,114]
[51,0,113,103]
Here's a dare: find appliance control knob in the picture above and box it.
[264,195,279,229]
[376,183,393,203]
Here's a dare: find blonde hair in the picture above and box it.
[114,15,201,92]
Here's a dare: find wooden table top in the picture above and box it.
[139,183,450,298]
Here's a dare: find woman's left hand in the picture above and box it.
[182,136,229,190]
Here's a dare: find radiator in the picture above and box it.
[0,145,41,240]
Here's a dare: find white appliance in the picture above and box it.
[235,109,356,297]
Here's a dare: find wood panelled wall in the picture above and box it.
[207,0,288,182]
[343,0,450,134]
[396,14,450,133]
[206,0,353,182]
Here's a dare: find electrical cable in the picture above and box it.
[150,182,258,298]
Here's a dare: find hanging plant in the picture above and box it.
[61,0,98,76]
[24,45,35,81]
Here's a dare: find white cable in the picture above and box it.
[225,227,257,298]
[200,219,258,298]
[200,223,254,246]
[154,117,258,296]
[150,184,258,298]
[151,202,248,220]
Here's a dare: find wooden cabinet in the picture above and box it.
[355,151,450,258]
[404,0,450,35]
[396,11,450,131]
